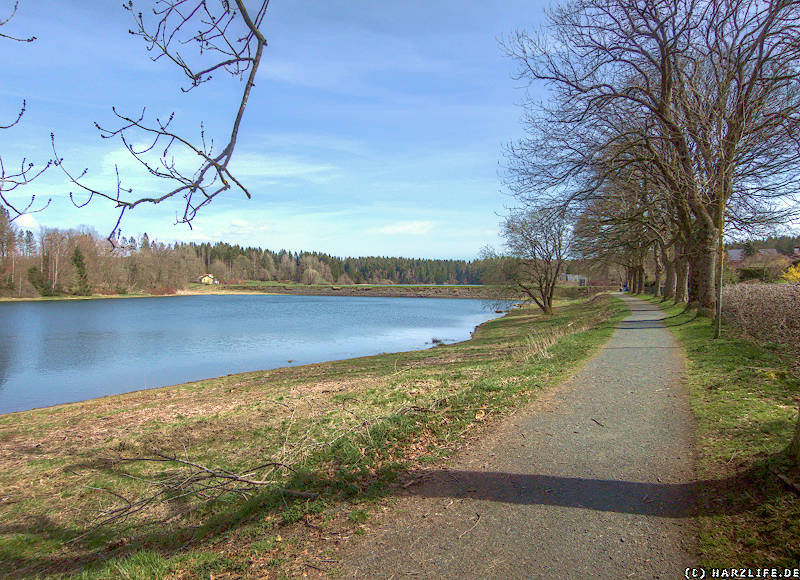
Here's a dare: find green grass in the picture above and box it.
[0,295,627,579]
[642,295,800,566]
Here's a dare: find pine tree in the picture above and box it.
[71,247,92,296]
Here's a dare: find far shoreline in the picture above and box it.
[0,300,511,417]
[0,283,500,303]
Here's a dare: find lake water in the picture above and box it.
[0,295,501,415]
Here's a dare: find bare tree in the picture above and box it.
[503,0,800,314]
[501,208,573,314]
[54,0,269,241]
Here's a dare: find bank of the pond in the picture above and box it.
[0,283,499,303]
[0,295,626,579]
[0,294,503,414]
[642,295,800,568]
[1,283,615,303]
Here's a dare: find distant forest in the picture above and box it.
[0,210,487,297]
[727,235,800,255]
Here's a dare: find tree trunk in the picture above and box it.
[687,240,717,316]
[652,246,662,297]
[637,266,645,296]
[675,253,689,303]
[662,246,676,301]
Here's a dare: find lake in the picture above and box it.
[0,294,501,415]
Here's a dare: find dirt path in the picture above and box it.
[337,295,697,579]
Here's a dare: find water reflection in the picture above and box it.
[0,295,504,414]
[0,330,14,389]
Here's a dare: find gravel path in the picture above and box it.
[338,295,697,579]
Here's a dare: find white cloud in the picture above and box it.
[228,153,338,183]
[13,213,40,230]
[372,220,435,236]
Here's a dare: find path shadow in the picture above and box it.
[400,469,696,518]
[613,312,699,329]
[614,319,670,329]
[1,454,790,579]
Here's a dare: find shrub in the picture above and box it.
[736,254,793,282]
[722,283,800,360]
[150,286,177,295]
[782,264,800,283]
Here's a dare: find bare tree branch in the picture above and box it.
[0,1,52,220]
[55,0,270,244]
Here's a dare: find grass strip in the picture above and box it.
[642,295,800,567]
[0,295,627,579]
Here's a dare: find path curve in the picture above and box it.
[338,295,697,579]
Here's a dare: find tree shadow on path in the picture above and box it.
[400,469,696,518]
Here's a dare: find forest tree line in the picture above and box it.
[0,210,488,298]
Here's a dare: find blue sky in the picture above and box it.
[0,1,547,259]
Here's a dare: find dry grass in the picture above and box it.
[722,282,800,365]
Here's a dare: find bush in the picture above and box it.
[722,283,800,360]
[736,254,793,282]
[149,286,177,295]
[783,264,800,283]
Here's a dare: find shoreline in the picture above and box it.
[0,298,510,417]
[0,283,498,303]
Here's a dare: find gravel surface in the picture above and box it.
[338,295,697,579]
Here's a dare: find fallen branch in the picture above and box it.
[70,450,315,543]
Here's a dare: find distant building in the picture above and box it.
[727,248,780,263]
[562,273,588,286]
[727,249,745,262]
[200,274,216,285]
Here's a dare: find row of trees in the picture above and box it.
[729,236,800,256]
[189,241,486,286]
[0,211,491,297]
[502,0,800,317]
[0,210,206,296]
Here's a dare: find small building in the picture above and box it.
[726,249,745,263]
[200,274,216,285]
[562,273,588,286]
[727,248,780,263]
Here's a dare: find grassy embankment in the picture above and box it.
[2,281,612,302]
[642,295,800,566]
[182,281,497,299]
[0,282,496,302]
[0,295,626,579]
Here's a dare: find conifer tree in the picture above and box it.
[71,247,92,296]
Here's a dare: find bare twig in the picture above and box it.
[0,3,52,219]
[458,513,481,538]
[54,0,271,244]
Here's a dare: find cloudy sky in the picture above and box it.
[0,1,548,259]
